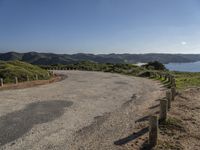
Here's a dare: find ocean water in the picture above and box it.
[165,61,200,72]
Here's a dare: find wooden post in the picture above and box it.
[15,77,18,84]
[171,78,176,87]
[149,115,158,147]
[160,99,168,122]
[171,87,176,101]
[0,78,3,87]
[170,76,174,85]
[166,90,172,110]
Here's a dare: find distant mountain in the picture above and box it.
[0,51,200,65]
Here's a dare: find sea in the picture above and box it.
[165,61,200,72]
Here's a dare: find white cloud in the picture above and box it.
[181,41,187,45]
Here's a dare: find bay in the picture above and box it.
[165,61,200,72]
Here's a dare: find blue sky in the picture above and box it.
[0,0,200,54]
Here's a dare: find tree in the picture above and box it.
[142,61,166,70]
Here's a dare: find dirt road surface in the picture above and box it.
[0,71,165,150]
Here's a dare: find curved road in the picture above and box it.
[0,71,164,150]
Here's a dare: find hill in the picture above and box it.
[1,52,200,65]
[0,60,50,83]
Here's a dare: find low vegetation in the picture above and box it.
[171,71,200,90]
[0,54,197,89]
[0,60,51,83]
[41,61,147,76]
[142,61,166,70]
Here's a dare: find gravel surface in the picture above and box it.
[0,71,165,150]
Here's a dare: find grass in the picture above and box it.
[0,60,51,83]
[149,70,200,90]
[155,140,183,150]
[152,117,185,150]
[159,117,185,133]
[171,71,200,90]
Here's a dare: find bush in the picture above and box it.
[0,60,51,83]
[142,61,166,70]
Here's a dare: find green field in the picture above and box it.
[0,60,51,83]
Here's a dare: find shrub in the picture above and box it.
[142,61,166,70]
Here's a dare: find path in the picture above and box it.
[0,71,165,150]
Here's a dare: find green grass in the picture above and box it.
[148,70,200,90]
[171,72,200,90]
[0,60,51,83]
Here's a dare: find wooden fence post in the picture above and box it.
[166,90,172,110]
[15,77,18,84]
[171,78,176,87]
[0,78,3,87]
[171,87,176,101]
[170,76,174,85]
[160,99,168,122]
[149,115,158,147]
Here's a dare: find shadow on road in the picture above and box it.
[114,127,149,145]
[0,100,73,146]
[149,104,160,109]
[135,115,150,123]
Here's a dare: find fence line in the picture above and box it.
[0,72,52,87]
[147,71,177,148]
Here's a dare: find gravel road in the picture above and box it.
[0,71,165,150]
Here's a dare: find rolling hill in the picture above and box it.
[0,60,50,83]
[1,52,200,65]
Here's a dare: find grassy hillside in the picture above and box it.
[0,60,50,83]
[171,72,200,90]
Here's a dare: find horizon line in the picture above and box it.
[2,51,200,55]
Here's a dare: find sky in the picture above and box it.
[1,0,200,54]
